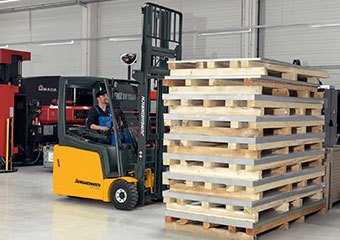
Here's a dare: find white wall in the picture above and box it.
[0,5,83,76]
[3,0,337,86]
[96,0,243,78]
[0,0,244,78]
[262,0,340,86]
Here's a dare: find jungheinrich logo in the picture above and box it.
[140,96,145,136]
[75,178,101,188]
[38,84,57,92]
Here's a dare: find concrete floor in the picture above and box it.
[1,166,340,240]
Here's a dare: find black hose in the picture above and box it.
[24,150,42,165]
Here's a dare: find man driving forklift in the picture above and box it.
[87,90,116,145]
[53,2,182,210]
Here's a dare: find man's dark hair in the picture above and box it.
[96,90,107,98]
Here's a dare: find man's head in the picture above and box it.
[96,90,109,105]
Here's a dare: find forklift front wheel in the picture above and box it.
[110,180,138,210]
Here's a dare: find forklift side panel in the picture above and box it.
[53,145,104,200]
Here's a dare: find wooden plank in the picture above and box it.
[248,137,324,150]
[169,164,262,180]
[169,106,263,116]
[165,221,255,240]
[164,113,324,122]
[167,58,329,78]
[251,202,326,234]
[249,154,324,171]
[164,133,324,146]
[244,78,317,92]
[243,61,329,78]
[247,100,322,109]
[170,67,268,77]
[250,171,325,194]
[248,120,324,129]
[167,145,260,159]
[163,93,324,104]
[164,149,324,167]
[169,86,262,94]
[170,126,262,137]
[166,202,258,222]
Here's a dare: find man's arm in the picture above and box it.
[87,108,109,131]
[90,124,109,131]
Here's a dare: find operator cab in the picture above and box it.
[58,76,139,178]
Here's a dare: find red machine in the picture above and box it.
[0,49,31,172]
[39,106,91,125]
[0,48,30,65]
[0,85,19,157]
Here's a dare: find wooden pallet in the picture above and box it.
[167,58,329,83]
[166,123,323,137]
[165,200,326,240]
[163,165,325,201]
[164,153,324,180]
[164,187,323,223]
[164,96,323,119]
[169,84,324,99]
[163,148,325,170]
[165,134,323,154]
[164,114,324,130]
[163,58,328,239]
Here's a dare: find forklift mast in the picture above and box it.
[133,2,182,205]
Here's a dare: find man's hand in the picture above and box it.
[100,126,110,131]
[90,124,110,131]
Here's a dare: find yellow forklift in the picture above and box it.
[53,2,182,210]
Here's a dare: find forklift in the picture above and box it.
[53,2,182,210]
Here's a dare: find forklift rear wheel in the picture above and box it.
[110,180,138,210]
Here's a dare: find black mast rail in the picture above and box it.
[133,2,182,205]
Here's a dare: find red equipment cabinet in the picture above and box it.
[39,106,92,125]
[0,48,31,64]
[0,48,30,161]
[0,85,19,157]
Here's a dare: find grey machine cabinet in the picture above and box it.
[323,86,340,207]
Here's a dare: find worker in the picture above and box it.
[87,90,115,145]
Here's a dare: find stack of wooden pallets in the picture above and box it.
[162,58,329,240]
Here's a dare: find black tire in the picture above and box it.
[110,180,138,210]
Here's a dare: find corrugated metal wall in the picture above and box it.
[0,5,83,76]
[263,0,340,86]
[0,0,243,78]
[97,0,242,78]
[1,0,338,84]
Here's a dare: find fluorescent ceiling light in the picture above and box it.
[0,0,20,3]
[38,40,75,46]
[109,37,140,42]
[0,44,9,48]
[199,28,252,36]
[310,23,340,28]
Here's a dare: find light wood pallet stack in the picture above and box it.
[162,58,329,240]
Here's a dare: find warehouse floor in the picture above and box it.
[1,166,340,240]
